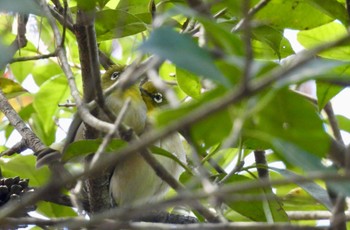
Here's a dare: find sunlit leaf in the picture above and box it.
[255,0,334,30]
[33,74,70,145]
[176,67,201,99]
[335,114,350,133]
[298,21,350,60]
[305,0,348,25]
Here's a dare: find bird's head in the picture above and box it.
[139,81,167,112]
[101,64,125,90]
[101,65,147,134]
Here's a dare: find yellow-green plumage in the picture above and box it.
[101,65,147,135]
[105,66,185,207]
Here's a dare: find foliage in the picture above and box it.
[1,0,350,229]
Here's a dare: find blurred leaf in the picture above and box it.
[273,139,350,196]
[278,58,344,87]
[116,0,150,14]
[200,19,244,56]
[139,26,230,86]
[176,67,201,99]
[255,0,333,30]
[37,201,77,218]
[272,139,333,172]
[0,155,50,186]
[271,167,333,210]
[0,0,43,15]
[95,9,151,40]
[77,0,96,10]
[298,21,350,60]
[62,139,126,162]
[335,114,350,133]
[0,39,14,70]
[150,146,191,173]
[0,78,27,99]
[10,61,34,83]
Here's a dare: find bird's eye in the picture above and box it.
[152,93,163,104]
[111,71,120,80]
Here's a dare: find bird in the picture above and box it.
[37,65,185,209]
[102,65,186,207]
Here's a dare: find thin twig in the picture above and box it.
[89,98,131,168]
[232,0,271,32]
[0,139,27,156]
[10,52,57,63]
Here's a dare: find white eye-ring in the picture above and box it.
[152,93,163,104]
[111,71,120,80]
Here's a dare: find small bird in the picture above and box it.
[102,66,186,206]
[38,65,185,209]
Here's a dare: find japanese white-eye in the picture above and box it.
[102,65,186,206]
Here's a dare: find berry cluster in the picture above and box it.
[0,176,36,214]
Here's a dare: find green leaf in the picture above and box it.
[77,0,96,11]
[116,0,150,14]
[0,155,50,186]
[335,114,350,133]
[316,81,344,110]
[37,201,77,218]
[0,78,28,98]
[139,26,230,86]
[176,67,201,99]
[271,167,333,210]
[0,0,43,15]
[10,61,34,83]
[156,87,231,146]
[245,89,331,158]
[0,39,14,70]
[62,139,127,162]
[150,146,191,173]
[199,19,244,56]
[272,139,350,196]
[95,9,151,40]
[32,60,63,86]
[224,175,288,222]
[272,139,332,172]
[305,0,348,25]
[255,0,333,30]
[278,58,344,87]
[252,25,294,59]
[298,21,350,60]
[33,74,70,145]
[192,108,232,147]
